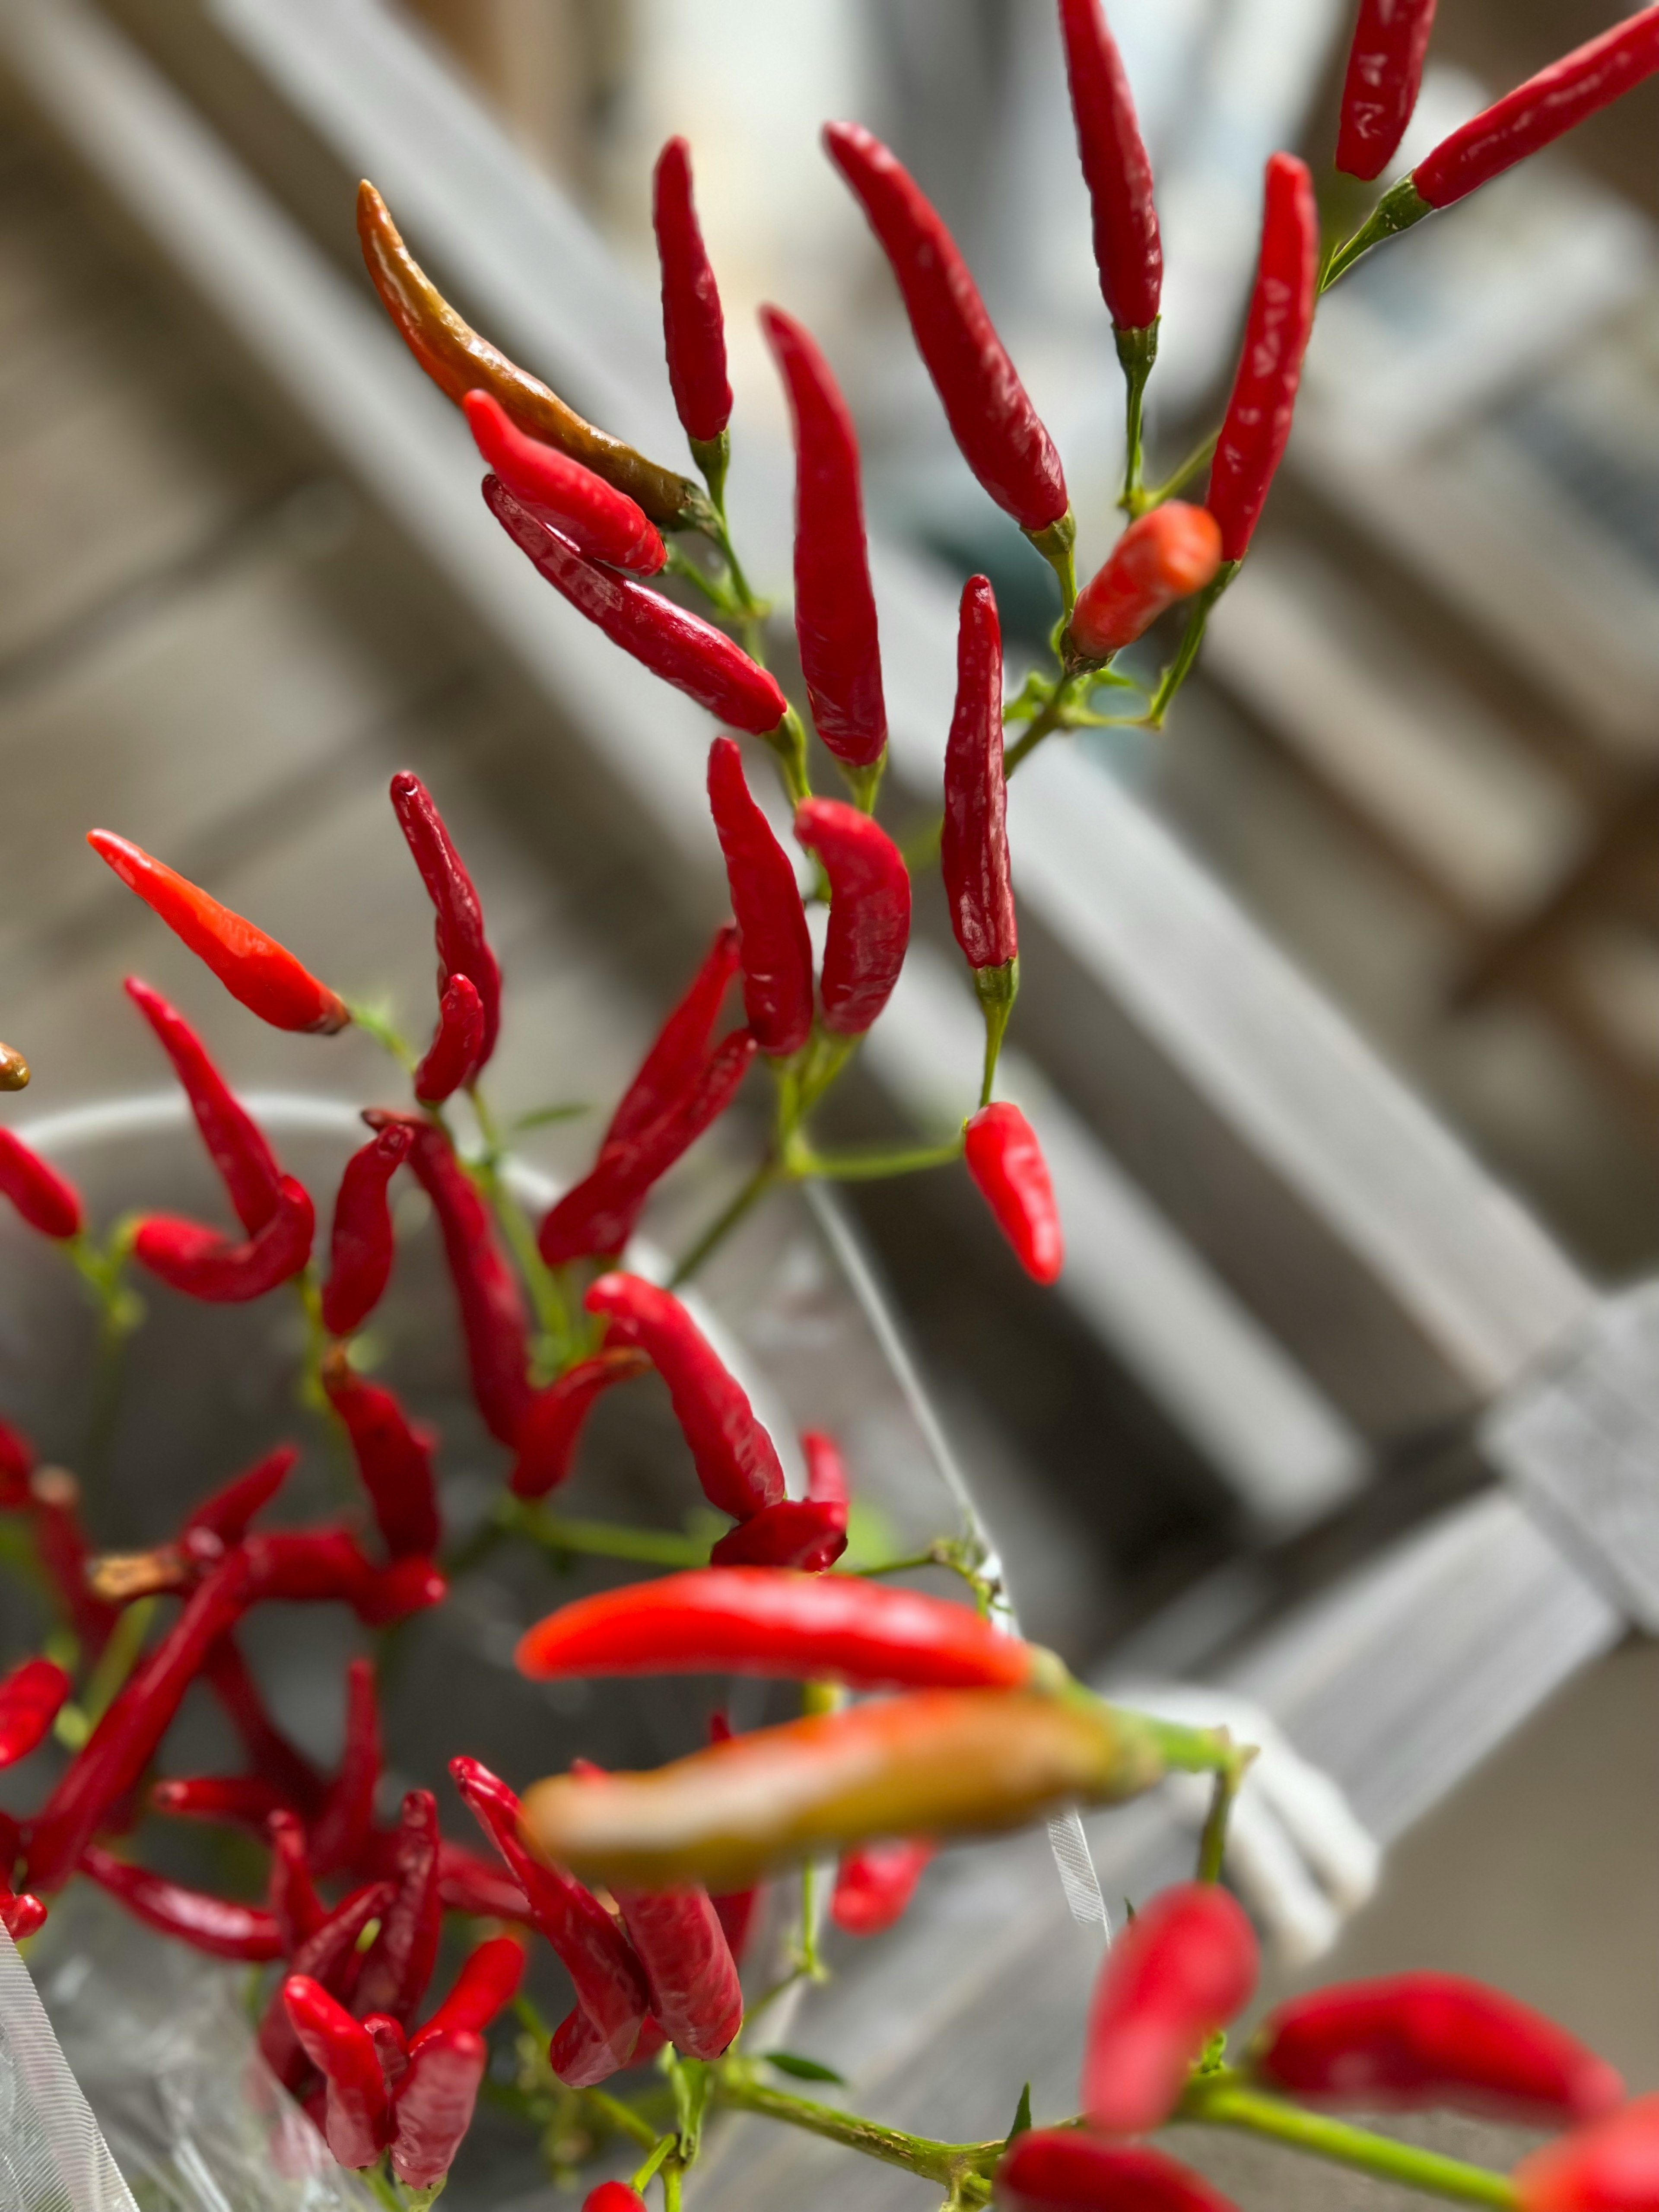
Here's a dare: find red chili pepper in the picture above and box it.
[941,576,1016,976]
[706,737,813,1057]
[388,772,502,1074]
[802,1428,849,1510]
[258,1881,395,2090]
[709,1498,847,1571]
[1058,0,1161,331]
[87,832,348,1033]
[1253,1972,1624,2126]
[357,1554,447,1628]
[0,1880,46,1942]
[24,1467,119,1656]
[585,2187,648,2212]
[321,1125,412,1337]
[437,1840,530,1922]
[81,1843,284,1961]
[321,1351,441,1561]
[267,1807,326,1948]
[653,137,732,448]
[0,1656,70,1768]
[0,1417,32,1506]
[204,1639,327,1824]
[412,974,485,1109]
[1082,1881,1258,2133]
[1516,2091,1659,2212]
[583,1274,785,1521]
[0,1129,81,1240]
[830,1837,935,1936]
[486,480,788,735]
[996,2134,1238,2212]
[517,1567,1047,1692]
[412,1934,526,2049]
[793,799,909,1035]
[509,1349,649,1500]
[133,1176,315,1302]
[363,2012,411,2100]
[356,1789,443,2025]
[124,978,283,1230]
[152,1773,290,1832]
[309,1658,381,1878]
[1205,155,1317,565]
[823,122,1067,536]
[464,391,665,575]
[963,1104,1062,1284]
[284,1975,394,2168]
[537,1030,756,1266]
[451,1757,651,2082]
[607,926,741,1147]
[1414,7,1659,209]
[389,2028,487,2189]
[184,1445,297,1546]
[1336,0,1438,180]
[760,304,887,770]
[1068,505,1224,661]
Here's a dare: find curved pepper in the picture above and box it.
[509,1349,649,1499]
[583,1275,786,1521]
[1336,0,1438,180]
[1068,505,1223,661]
[390,2028,487,2190]
[284,1974,393,2167]
[87,831,347,1033]
[266,1808,325,1948]
[125,978,283,1230]
[321,1124,412,1336]
[1516,2091,1659,2212]
[996,2134,1239,2212]
[321,1351,441,1561]
[606,925,740,1147]
[464,391,665,575]
[28,1467,119,1656]
[794,799,910,1035]
[1083,1881,1259,2133]
[653,137,732,447]
[0,1656,71,1768]
[81,1843,284,1961]
[204,1640,327,1823]
[0,1129,81,1240]
[133,1176,315,1301]
[414,974,486,1107]
[709,1497,847,1571]
[942,575,1017,975]
[964,1103,1062,1284]
[412,1933,526,2049]
[830,1837,935,1936]
[1058,0,1162,331]
[184,1444,297,1546]
[707,737,814,1056]
[258,1881,394,2090]
[389,772,502,1075]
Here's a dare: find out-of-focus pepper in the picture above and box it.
[464,391,666,575]
[1083,1881,1258,2133]
[389,772,503,1076]
[267,1807,326,1949]
[0,1418,31,1506]
[309,1658,381,1878]
[354,1789,443,2025]
[1068,505,1223,663]
[706,738,814,1057]
[1205,155,1317,565]
[24,1467,118,1655]
[321,1125,412,1337]
[823,124,1068,538]
[0,1656,71,1768]
[151,1774,290,1832]
[0,1130,82,1241]
[321,1351,441,1562]
[357,181,703,531]
[0,1876,46,1942]
[125,978,283,1231]
[1058,0,1161,334]
[801,1428,849,1511]
[709,1498,848,1571]
[81,1843,284,1961]
[283,1974,394,2168]
[964,1104,1063,1285]
[133,1176,315,1302]
[258,1881,394,2090]
[521,1687,1163,1892]
[0,1044,28,1090]
[585,2187,648,2212]
[518,1568,1050,1692]
[583,1276,785,1522]
[1252,1972,1624,2126]
[652,138,732,451]
[794,799,910,1035]
[509,1349,649,1499]
[606,926,741,1147]
[414,974,486,1108]
[437,1841,529,1922]
[830,1837,935,1937]
[204,1639,327,1824]
[390,2028,487,2189]
[996,2133,1238,2212]
[1516,2091,1659,2212]
[487,482,788,735]
[705,1716,762,1964]
[1336,0,1438,179]
[761,305,887,772]
[87,832,347,1034]
[411,1933,526,2049]
[184,1444,297,1546]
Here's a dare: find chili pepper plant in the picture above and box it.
[4,5,1659,2209]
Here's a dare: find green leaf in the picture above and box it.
[1006,2083,1032,2145]
[764,2051,846,2085]
[510,1101,591,1132]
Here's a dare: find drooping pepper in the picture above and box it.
[124,978,284,1231]
[388,772,503,1076]
[321,1124,413,1337]
[582,1275,786,1522]
[321,1350,441,1561]
[464,391,666,575]
[1252,1972,1624,2126]
[941,577,1017,1029]
[413,974,487,1107]
[411,1934,526,2049]
[1516,2091,1659,2212]
[267,1808,326,1949]
[709,1497,847,1571]
[357,180,703,531]
[607,925,741,1146]
[87,831,348,1033]
[823,123,1068,537]
[389,2028,488,2190]
[0,1129,82,1240]
[309,1657,381,1878]
[517,1567,1050,1692]
[996,2134,1239,2212]
[1068,505,1224,662]
[283,1974,394,2168]
[706,737,814,1057]
[81,1842,284,1962]
[1058,0,1161,333]
[1082,1881,1259,2133]
[133,1176,315,1302]
[1205,154,1318,565]
[0,1656,71,1768]
[794,799,910,1034]
[510,1350,650,1499]
[830,1837,935,1936]
[520,1687,1165,1893]
[355,1789,443,2026]
[964,1103,1063,1284]
[761,304,887,771]
[184,1444,297,1546]
[1336,0,1438,180]
[801,1427,849,1511]
[652,137,733,451]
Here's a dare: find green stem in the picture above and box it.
[362,2160,406,2212]
[661,2160,683,2212]
[1320,176,1432,291]
[1181,2075,1518,2207]
[1115,322,1160,515]
[587,2088,660,2153]
[973,959,1018,1108]
[468,1087,573,1363]
[1003,680,1080,776]
[79,1595,156,1730]
[1196,1738,1252,1884]
[1024,512,1079,618]
[712,2074,998,2193]
[789,1138,963,1182]
[346,1002,418,1074]
[667,1159,782,1289]
[1137,429,1220,516]
[504,1497,711,1570]
[764,708,813,807]
[1144,564,1236,728]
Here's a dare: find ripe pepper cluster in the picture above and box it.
[6,4,1659,2209]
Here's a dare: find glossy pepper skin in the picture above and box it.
[133,1176,315,1302]
[652,138,732,447]
[414,974,486,1107]
[464,390,666,575]
[823,123,1067,535]
[412,1933,526,2049]
[762,305,887,769]
[1205,155,1318,565]
[510,1350,650,1499]
[283,1974,394,2167]
[517,1566,1046,1691]
[996,2133,1239,2212]
[321,1124,412,1336]
[0,1656,71,1768]
[389,772,503,1075]
[1337,0,1438,180]
[391,2029,488,2189]
[1516,2091,1659,2212]
[831,1837,935,1936]
[794,799,910,1034]
[321,1351,442,1561]
[521,1688,1164,1893]
[81,1843,284,1962]
[487,480,789,735]
[964,1103,1063,1284]
[125,979,283,1231]
[582,1274,787,1521]
[356,1789,443,2025]
[257,1881,395,2089]
[585,2188,648,2212]
[1252,1972,1624,2126]
[709,1497,848,1571]
[1058,0,1161,330]
[1083,1881,1259,2133]
[87,831,347,1033]
[358,181,702,531]
[707,738,814,1055]
[1069,505,1224,661]
[942,576,1016,973]
[0,1129,82,1240]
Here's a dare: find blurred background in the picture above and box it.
[5,0,1659,2171]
